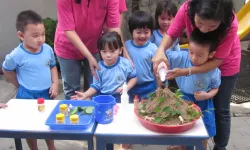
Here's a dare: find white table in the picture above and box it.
[94,104,209,150]
[0,99,96,150]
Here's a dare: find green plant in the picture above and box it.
[43,18,60,71]
[43,18,57,48]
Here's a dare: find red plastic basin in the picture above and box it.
[134,103,201,133]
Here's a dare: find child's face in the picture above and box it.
[194,14,221,33]
[188,41,216,66]
[18,23,45,51]
[158,12,174,31]
[132,28,151,46]
[100,44,122,66]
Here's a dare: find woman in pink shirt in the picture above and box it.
[153,0,241,149]
[54,0,131,100]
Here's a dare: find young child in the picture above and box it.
[2,10,58,150]
[151,0,180,91]
[151,0,180,51]
[159,29,221,150]
[126,10,158,102]
[71,31,136,103]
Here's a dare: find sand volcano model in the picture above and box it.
[137,87,201,126]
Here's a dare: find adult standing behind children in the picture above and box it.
[55,0,131,100]
[153,0,241,150]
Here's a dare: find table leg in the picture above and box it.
[88,137,94,150]
[96,138,106,150]
[14,138,23,150]
[195,143,205,150]
[106,143,114,150]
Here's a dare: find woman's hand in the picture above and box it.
[152,47,169,76]
[88,56,100,80]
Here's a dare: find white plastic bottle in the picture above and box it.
[121,82,129,111]
[158,62,167,82]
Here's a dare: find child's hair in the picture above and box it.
[188,0,235,40]
[189,28,218,53]
[97,31,123,59]
[16,10,43,33]
[128,10,154,34]
[155,0,178,29]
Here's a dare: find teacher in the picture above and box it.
[54,0,131,100]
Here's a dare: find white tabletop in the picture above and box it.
[0,99,94,133]
[95,104,208,137]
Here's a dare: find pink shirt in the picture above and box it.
[167,2,241,76]
[119,0,127,13]
[55,0,120,60]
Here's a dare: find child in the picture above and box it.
[151,0,180,91]
[0,104,7,109]
[151,0,180,51]
[159,29,221,150]
[126,10,158,102]
[71,31,136,103]
[2,10,58,150]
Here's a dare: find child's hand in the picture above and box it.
[166,68,183,80]
[49,83,58,99]
[70,91,87,100]
[194,91,210,101]
[116,87,123,94]
[0,103,8,109]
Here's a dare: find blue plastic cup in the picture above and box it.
[93,95,116,124]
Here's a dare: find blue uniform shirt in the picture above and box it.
[126,40,157,84]
[150,29,180,51]
[90,56,136,95]
[2,43,56,90]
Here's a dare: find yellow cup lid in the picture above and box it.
[56,113,65,119]
[70,115,79,121]
[59,104,68,109]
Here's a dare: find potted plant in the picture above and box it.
[43,18,60,71]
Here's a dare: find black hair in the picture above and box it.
[16,10,43,32]
[188,0,235,40]
[97,31,123,59]
[128,10,154,34]
[155,0,178,29]
[190,28,218,53]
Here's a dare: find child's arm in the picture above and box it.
[127,77,137,91]
[71,88,97,100]
[0,103,8,109]
[2,69,19,88]
[195,69,221,101]
[49,67,59,98]
[194,88,219,101]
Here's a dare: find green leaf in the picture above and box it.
[69,107,78,116]
[170,110,182,116]
[154,107,161,113]
[154,117,162,124]
[163,106,171,112]
[158,97,165,103]
[175,101,180,107]
[147,92,156,101]
[77,106,84,112]
[86,107,94,114]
